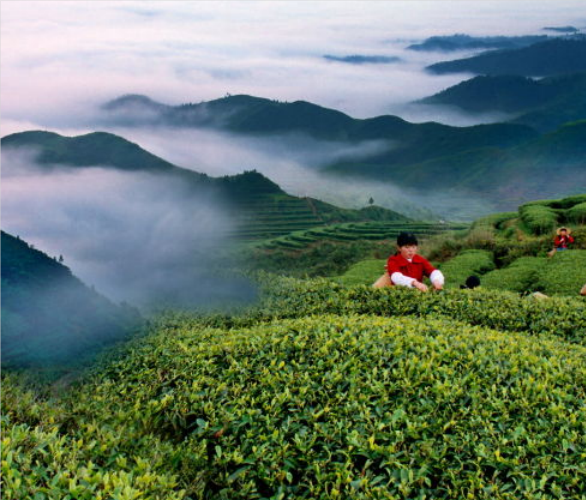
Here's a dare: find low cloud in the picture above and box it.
[1,148,256,310]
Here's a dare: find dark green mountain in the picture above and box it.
[1,231,141,368]
[103,94,357,141]
[326,121,586,209]
[426,37,586,77]
[1,131,410,238]
[408,34,550,52]
[419,73,586,113]
[418,72,586,132]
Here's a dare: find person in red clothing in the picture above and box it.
[553,227,574,251]
[384,232,444,292]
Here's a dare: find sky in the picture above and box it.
[1,0,585,306]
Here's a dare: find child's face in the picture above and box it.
[399,244,418,260]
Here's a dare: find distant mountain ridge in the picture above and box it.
[326,120,586,208]
[426,37,586,77]
[418,72,586,132]
[323,55,402,64]
[408,33,550,52]
[101,93,538,153]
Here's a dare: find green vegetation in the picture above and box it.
[519,204,558,234]
[438,250,495,289]
[3,184,586,500]
[334,259,385,286]
[568,202,586,224]
[481,257,544,293]
[3,277,586,499]
[256,222,465,250]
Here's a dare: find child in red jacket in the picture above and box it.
[379,232,444,292]
[553,227,574,251]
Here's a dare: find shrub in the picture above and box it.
[6,313,586,499]
[481,256,544,293]
[536,249,586,296]
[519,205,558,235]
[567,202,586,225]
[438,250,495,288]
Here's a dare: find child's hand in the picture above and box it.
[413,280,429,292]
[433,283,444,291]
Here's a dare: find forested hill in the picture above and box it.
[1,231,141,368]
[419,72,586,114]
[426,36,586,77]
[1,130,282,194]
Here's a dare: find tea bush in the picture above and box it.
[568,202,586,225]
[536,250,586,296]
[1,375,186,500]
[481,257,544,293]
[480,251,586,296]
[437,250,495,288]
[519,205,558,235]
[4,313,586,499]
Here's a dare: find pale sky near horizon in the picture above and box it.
[2,0,585,135]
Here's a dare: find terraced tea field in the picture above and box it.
[257,221,467,250]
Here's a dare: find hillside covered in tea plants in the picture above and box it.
[2,195,586,500]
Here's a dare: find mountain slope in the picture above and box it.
[418,72,586,132]
[1,231,141,367]
[1,131,410,238]
[419,73,586,113]
[325,121,586,208]
[426,37,586,77]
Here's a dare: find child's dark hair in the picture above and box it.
[460,275,481,289]
[397,232,418,247]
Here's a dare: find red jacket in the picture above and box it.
[386,253,437,282]
[554,235,574,248]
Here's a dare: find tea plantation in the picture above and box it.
[3,194,586,499]
[3,276,586,499]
